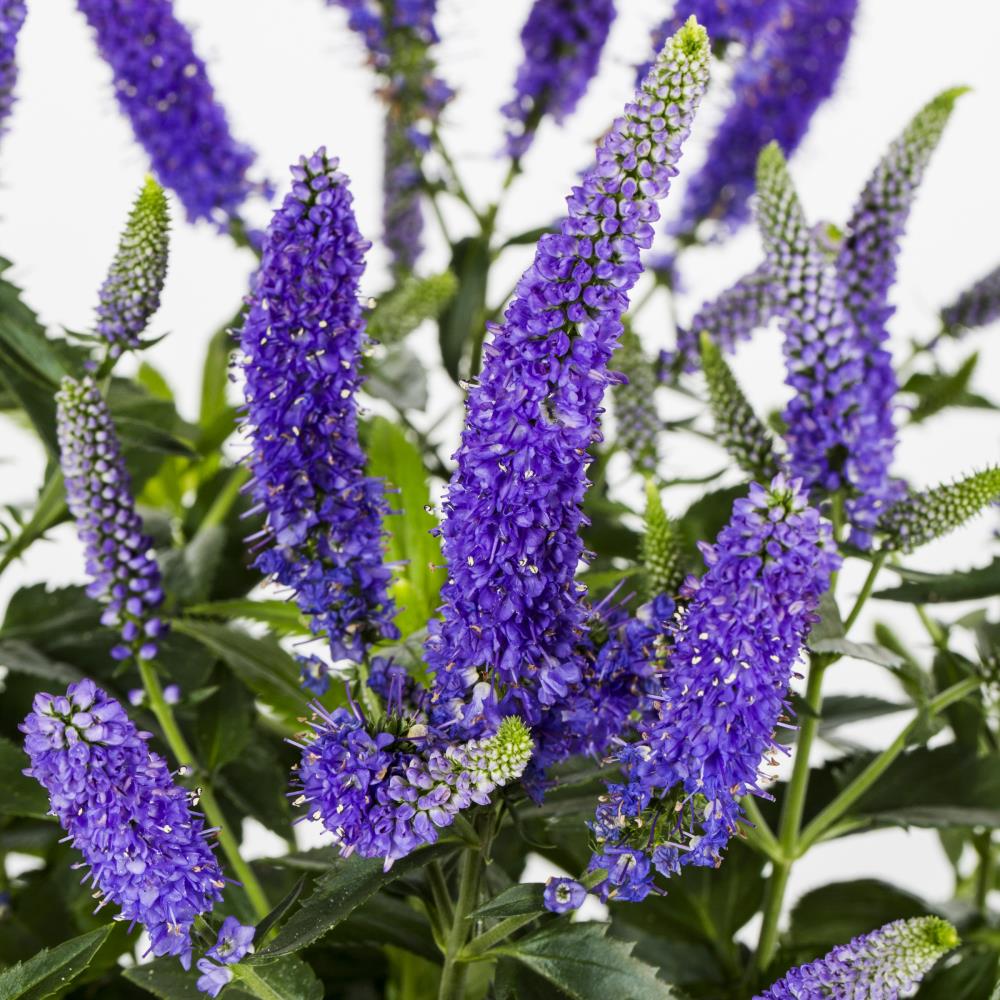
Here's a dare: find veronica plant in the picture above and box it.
[2,8,999,1000]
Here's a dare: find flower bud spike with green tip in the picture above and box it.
[641,478,685,598]
[366,270,458,346]
[95,176,170,360]
[755,916,958,999]
[879,467,1000,553]
[700,331,780,482]
[613,325,660,474]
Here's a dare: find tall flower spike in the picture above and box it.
[502,0,616,161]
[941,262,1000,338]
[613,325,660,474]
[56,376,166,662]
[756,143,884,532]
[587,477,838,901]
[700,332,780,482]
[20,680,224,967]
[295,711,532,869]
[673,0,857,237]
[0,1,26,141]
[879,467,1000,554]
[426,19,710,731]
[76,0,261,225]
[641,479,685,598]
[239,149,397,662]
[95,176,170,359]
[756,917,958,999]
[834,88,966,543]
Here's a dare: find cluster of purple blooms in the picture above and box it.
[20,680,225,967]
[56,376,166,662]
[0,0,25,140]
[75,0,262,225]
[239,148,398,663]
[941,260,1000,337]
[501,0,616,161]
[585,477,838,902]
[425,19,710,733]
[195,916,256,997]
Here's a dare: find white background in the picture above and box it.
[2,0,999,938]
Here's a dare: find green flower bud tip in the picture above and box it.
[641,478,685,597]
[484,716,534,785]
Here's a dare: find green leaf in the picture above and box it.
[123,958,207,999]
[234,956,323,1000]
[914,946,998,999]
[904,352,981,422]
[196,669,253,771]
[471,882,546,919]
[364,343,429,410]
[160,525,226,605]
[255,843,458,959]
[496,922,680,1000]
[199,321,237,440]
[875,559,1000,604]
[0,737,49,818]
[331,894,439,963]
[137,361,174,401]
[253,876,307,944]
[184,599,308,637]
[0,926,111,1000]
[809,637,903,668]
[808,591,846,644]
[0,640,83,685]
[817,695,908,734]
[438,235,490,381]
[0,468,68,573]
[678,485,747,562]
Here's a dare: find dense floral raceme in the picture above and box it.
[294,711,532,869]
[612,325,660,474]
[879,467,1000,554]
[941,261,1000,337]
[502,0,616,160]
[0,0,25,140]
[426,19,710,732]
[756,917,958,999]
[757,143,890,543]
[641,480,686,599]
[95,176,170,358]
[587,477,839,902]
[239,149,397,663]
[833,89,965,543]
[673,0,857,237]
[56,376,166,662]
[76,0,261,225]
[20,680,224,967]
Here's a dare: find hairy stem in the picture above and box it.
[437,846,483,1000]
[844,551,886,632]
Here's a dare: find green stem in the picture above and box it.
[461,912,537,960]
[974,831,996,914]
[843,552,886,633]
[427,860,455,928]
[232,965,286,1000]
[741,797,784,864]
[797,677,982,854]
[200,466,250,531]
[437,847,483,1000]
[916,605,948,649]
[137,659,270,921]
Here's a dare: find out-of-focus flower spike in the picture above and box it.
[502,0,616,161]
[76,0,263,226]
[0,1,26,142]
[95,176,170,359]
[879,467,1000,553]
[426,18,711,732]
[239,149,397,662]
[56,376,166,662]
[941,262,1000,338]
[700,332,779,482]
[367,270,457,346]
[613,325,660,474]
[641,479,685,598]
[755,916,958,999]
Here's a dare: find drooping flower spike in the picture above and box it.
[502,0,616,161]
[587,477,838,902]
[755,917,958,999]
[76,0,262,225]
[239,149,397,663]
[426,18,710,732]
[95,176,170,359]
[55,376,166,662]
[0,0,26,142]
[294,711,532,869]
[20,680,224,968]
[940,261,1000,338]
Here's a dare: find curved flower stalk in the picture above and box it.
[95,176,170,359]
[502,0,616,161]
[641,479,685,598]
[294,711,532,869]
[76,0,262,226]
[586,477,838,902]
[941,261,1000,337]
[0,1,25,141]
[700,333,780,482]
[674,0,857,237]
[755,917,958,999]
[239,149,397,663]
[757,142,887,540]
[425,19,711,731]
[613,325,660,474]
[879,467,1000,553]
[20,680,224,967]
[56,376,166,662]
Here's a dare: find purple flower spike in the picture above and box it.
[56,376,166,662]
[207,916,255,964]
[239,149,397,663]
[20,680,224,968]
[543,876,586,914]
[941,262,1000,337]
[0,1,26,141]
[502,0,616,161]
[426,19,710,733]
[76,0,262,225]
[588,478,838,900]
